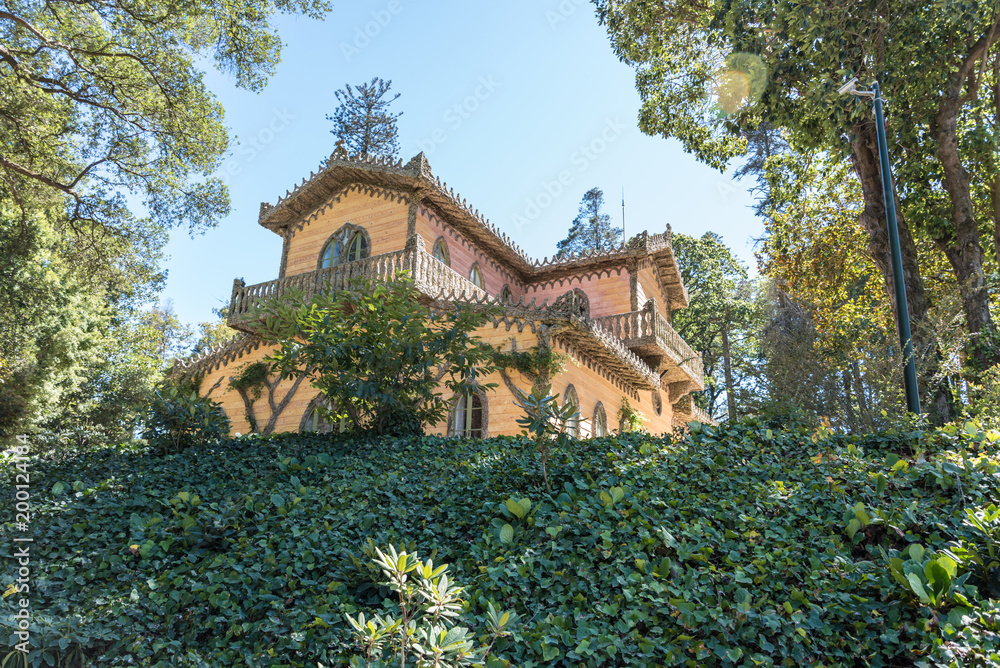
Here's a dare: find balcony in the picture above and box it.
[225,235,703,395]
[592,301,705,389]
[227,235,487,330]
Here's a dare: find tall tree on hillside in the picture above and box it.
[556,188,623,258]
[671,232,759,422]
[732,122,790,217]
[594,0,1000,374]
[0,0,329,440]
[0,0,330,248]
[327,78,403,160]
[754,152,930,429]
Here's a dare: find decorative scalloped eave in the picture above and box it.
[257,150,688,302]
[170,334,262,379]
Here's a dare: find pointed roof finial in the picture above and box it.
[330,139,349,161]
[404,151,432,177]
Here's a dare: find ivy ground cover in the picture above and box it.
[2,422,999,666]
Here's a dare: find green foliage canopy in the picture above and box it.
[0,0,330,237]
[594,0,1000,370]
[556,187,623,258]
[671,232,757,421]
[5,422,1000,665]
[259,275,497,437]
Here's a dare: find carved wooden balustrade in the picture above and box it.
[592,300,705,387]
[227,235,487,330]
[690,405,714,424]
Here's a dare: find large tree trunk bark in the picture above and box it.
[921,17,1000,373]
[720,325,737,422]
[992,175,1000,269]
[850,121,951,422]
[851,122,930,346]
[842,369,858,433]
[932,43,1000,372]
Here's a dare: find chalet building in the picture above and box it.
[172,149,712,437]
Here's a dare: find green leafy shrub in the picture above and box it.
[141,384,230,453]
[0,612,108,668]
[259,274,497,437]
[943,504,1000,600]
[616,396,646,433]
[491,346,566,390]
[512,383,579,492]
[340,544,516,667]
[967,364,1000,429]
[882,543,973,609]
[4,422,1000,666]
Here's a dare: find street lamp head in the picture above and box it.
[837,77,859,95]
[837,77,875,98]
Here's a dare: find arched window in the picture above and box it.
[563,384,580,438]
[433,238,450,266]
[453,391,484,438]
[593,402,608,437]
[500,285,513,304]
[301,396,349,434]
[469,263,485,290]
[652,391,663,416]
[320,227,369,269]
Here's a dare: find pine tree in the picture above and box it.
[556,188,623,258]
[326,77,403,160]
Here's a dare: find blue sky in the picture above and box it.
[161,1,762,324]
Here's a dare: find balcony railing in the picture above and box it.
[225,235,703,393]
[592,302,704,386]
[228,236,487,329]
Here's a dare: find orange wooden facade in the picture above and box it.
[175,151,710,438]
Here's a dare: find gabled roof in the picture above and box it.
[257,150,688,307]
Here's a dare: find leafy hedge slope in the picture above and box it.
[2,422,999,667]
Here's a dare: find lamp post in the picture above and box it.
[838,78,921,414]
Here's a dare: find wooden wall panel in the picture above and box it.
[422,325,540,437]
[524,270,632,318]
[415,207,526,298]
[551,335,675,436]
[284,188,409,278]
[636,262,671,320]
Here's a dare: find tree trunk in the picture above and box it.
[992,175,1000,269]
[993,56,1000,269]
[842,369,858,433]
[851,360,868,423]
[262,373,307,436]
[234,388,259,434]
[851,121,952,423]
[850,121,931,355]
[929,19,1000,372]
[932,89,999,372]
[721,325,737,422]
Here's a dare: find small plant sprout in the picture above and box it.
[343,544,517,667]
[512,384,580,493]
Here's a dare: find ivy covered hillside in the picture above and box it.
[2,422,999,666]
